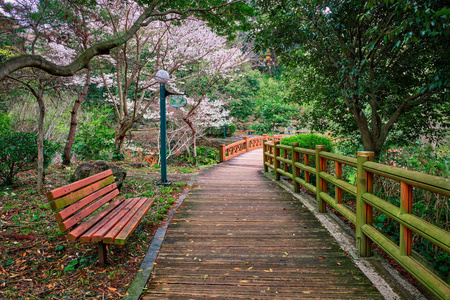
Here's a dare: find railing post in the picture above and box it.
[263,139,268,173]
[243,136,249,152]
[292,143,300,193]
[356,151,375,257]
[219,144,226,162]
[304,153,310,183]
[274,140,280,181]
[400,182,413,257]
[315,145,327,213]
[335,162,342,203]
[283,146,288,172]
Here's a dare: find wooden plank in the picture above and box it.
[55,183,117,222]
[46,170,113,201]
[102,197,149,244]
[90,199,139,243]
[49,175,115,211]
[143,149,382,299]
[78,198,133,243]
[60,189,120,232]
[69,197,125,242]
[113,198,155,245]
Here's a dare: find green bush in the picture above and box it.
[281,133,333,151]
[172,146,219,166]
[250,123,271,135]
[0,113,11,136]
[205,124,237,137]
[0,132,58,185]
[196,146,219,165]
[73,107,115,161]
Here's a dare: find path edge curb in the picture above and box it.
[123,173,198,300]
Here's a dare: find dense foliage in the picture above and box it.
[72,107,115,161]
[0,132,57,185]
[205,124,237,137]
[253,0,450,156]
[281,134,333,152]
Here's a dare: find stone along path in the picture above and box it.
[143,149,382,299]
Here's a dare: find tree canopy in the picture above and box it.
[253,0,450,155]
[0,0,253,81]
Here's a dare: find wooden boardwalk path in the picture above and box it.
[143,149,383,299]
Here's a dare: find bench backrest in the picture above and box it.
[46,170,120,234]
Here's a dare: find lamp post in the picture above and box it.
[155,70,171,186]
[223,116,226,139]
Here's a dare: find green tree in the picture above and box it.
[224,68,262,122]
[254,0,450,156]
[256,77,296,132]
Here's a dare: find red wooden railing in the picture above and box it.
[219,134,282,162]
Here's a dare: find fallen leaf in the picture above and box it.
[108,287,117,291]
[318,256,325,259]
[234,267,241,270]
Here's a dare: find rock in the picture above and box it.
[70,161,127,190]
[130,162,149,168]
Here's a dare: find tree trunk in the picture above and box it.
[36,88,45,193]
[114,119,134,156]
[62,65,91,166]
[193,132,197,166]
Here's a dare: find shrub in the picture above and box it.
[0,132,58,185]
[205,124,237,137]
[0,113,11,136]
[250,123,271,135]
[73,107,115,161]
[196,146,219,165]
[281,133,333,151]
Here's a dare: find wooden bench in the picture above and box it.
[46,169,155,265]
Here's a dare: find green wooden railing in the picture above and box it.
[263,140,450,299]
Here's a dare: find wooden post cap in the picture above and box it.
[292,142,299,146]
[220,144,225,148]
[315,145,327,150]
[357,151,375,157]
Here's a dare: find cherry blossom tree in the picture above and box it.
[95,4,246,155]
[0,0,252,81]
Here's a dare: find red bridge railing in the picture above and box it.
[219,134,282,162]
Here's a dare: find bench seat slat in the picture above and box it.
[79,198,133,243]
[55,183,117,223]
[91,199,140,243]
[67,197,124,242]
[49,175,115,211]
[103,197,149,244]
[47,170,113,201]
[114,198,155,245]
[60,189,120,232]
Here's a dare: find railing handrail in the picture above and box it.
[263,140,450,300]
[219,134,282,162]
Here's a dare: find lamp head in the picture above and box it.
[155,70,170,84]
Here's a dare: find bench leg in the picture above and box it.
[98,242,107,266]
